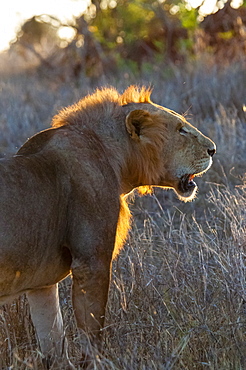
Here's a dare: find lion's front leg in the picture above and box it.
[71,256,112,363]
[27,284,75,369]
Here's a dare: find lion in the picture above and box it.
[0,86,215,368]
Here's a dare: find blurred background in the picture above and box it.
[0,0,245,79]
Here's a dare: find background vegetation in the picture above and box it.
[0,0,245,368]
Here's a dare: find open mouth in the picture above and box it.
[178,174,197,194]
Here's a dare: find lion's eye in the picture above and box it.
[179,127,188,135]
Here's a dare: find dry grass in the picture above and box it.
[0,54,245,369]
[99,183,245,369]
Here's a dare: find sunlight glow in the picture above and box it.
[188,0,243,15]
[0,0,90,52]
[0,0,244,52]
[58,26,77,42]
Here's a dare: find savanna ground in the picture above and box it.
[0,51,245,369]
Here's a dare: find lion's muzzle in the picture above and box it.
[178,174,197,195]
[207,148,216,157]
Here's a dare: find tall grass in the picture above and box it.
[0,54,245,368]
[102,183,245,369]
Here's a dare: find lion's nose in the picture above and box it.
[207,148,216,157]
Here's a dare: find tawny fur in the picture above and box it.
[0,85,216,368]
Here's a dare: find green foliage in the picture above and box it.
[178,3,199,30]
[11,0,246,77]
[89,0,156,47]
[218,30,235,39]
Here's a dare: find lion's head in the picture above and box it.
[51,85,216,202]
[122,101,216,201]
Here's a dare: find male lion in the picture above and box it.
[0,86,215,368]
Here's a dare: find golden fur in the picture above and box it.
[0,85,215,367]
[52,86,153,129]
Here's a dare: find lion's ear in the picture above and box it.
[125,110,152,141]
